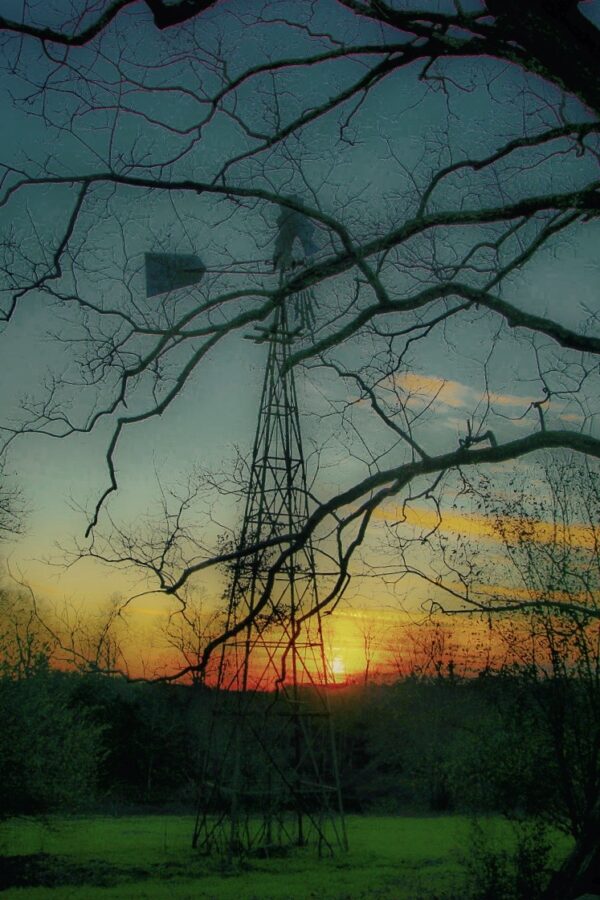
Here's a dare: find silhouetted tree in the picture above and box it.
[402,457,600,898]
[0,459,23,541]
[0,3,599,709]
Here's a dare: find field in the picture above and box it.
[0,814,571,899]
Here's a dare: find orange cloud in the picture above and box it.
[375,502,600,550]
[390,372,470,409]
[389,373,537,412]
[471,580,598,607]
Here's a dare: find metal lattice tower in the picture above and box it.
[192,215,346,858]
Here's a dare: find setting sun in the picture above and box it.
[329,655,346,679]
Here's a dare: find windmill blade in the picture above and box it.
[273,199,319,272]
[145,253,205,297]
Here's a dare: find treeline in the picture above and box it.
[2,660,596,841]
[330,673,588,829]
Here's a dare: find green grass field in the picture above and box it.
[0,814,571,899]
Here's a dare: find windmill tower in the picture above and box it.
[187,200,347,858]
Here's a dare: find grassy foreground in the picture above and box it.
[0,814,571,899]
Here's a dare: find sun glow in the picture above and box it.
[329,655,346,680]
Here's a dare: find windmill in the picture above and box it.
[145,201,346,858]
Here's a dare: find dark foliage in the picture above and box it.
[0,663,594,837]
[0,663,103,818]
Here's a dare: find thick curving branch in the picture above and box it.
[142,427,600,682]
[0,0,221,46]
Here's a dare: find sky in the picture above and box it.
[0,0,599,678]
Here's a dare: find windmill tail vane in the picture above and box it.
[144,252,205,298]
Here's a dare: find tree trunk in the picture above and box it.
[543,802,600,899]
[485,0,600,115]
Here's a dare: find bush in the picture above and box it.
[462,819,552,900]
[0,661,104,817]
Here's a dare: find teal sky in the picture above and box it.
[0,1,598,629]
